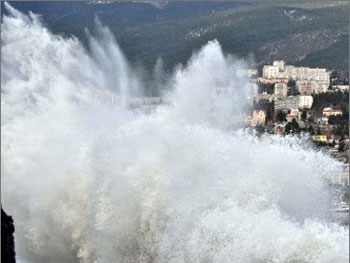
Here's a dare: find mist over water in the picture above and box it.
[1,4,348,263]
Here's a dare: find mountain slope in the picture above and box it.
[2,1,349,76]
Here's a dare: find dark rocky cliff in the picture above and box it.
[2,208,16,263]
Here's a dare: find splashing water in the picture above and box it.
[1,4,348,263]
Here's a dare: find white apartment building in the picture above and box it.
[273,60,285,71]
[275,95,313,110]
[296,80,316,95]
[299,95,313,109]
[262,65,280,79]
[250,110,266,126]
[274,96,299,110]
[274,83,288,98]
[315,82,329,93]
[283,66,328,78]
[256,92,276,103]
[263,61,330,94]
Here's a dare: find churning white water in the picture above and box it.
[1,3,349,263]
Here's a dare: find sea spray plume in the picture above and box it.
[85,17,142,107]
[150,57,170,97]
[1,3,142,262]
[1,3,349,263]
[164,40,250,129]
[1,2,141,120]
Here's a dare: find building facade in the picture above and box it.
[249,110,266,126]
[262,65,280,79]
[274,83,288,99]
[274,96,299,110]
[299,95,313,109]
[296,80,316,95]
[262,61,330,94]
[312,135,328,142]
[323,108,343,117]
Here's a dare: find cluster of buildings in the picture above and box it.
[251,60,333,109]
[247,60,348,127]
[246,60,349,163]
[262,60,330,94]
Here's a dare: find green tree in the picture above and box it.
[275,110,287,123]
[284,122,292,134]
[339,141,345,152]
[301,110,307,121]
[308,126,315,135]
[333,125,343,136]
[316,127,321,135]
[291,118,300,133]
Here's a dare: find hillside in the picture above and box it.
[2,1,349,78]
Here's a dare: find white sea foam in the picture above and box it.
[1,3,348,263]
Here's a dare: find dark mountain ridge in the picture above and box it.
[2,1,349,78]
